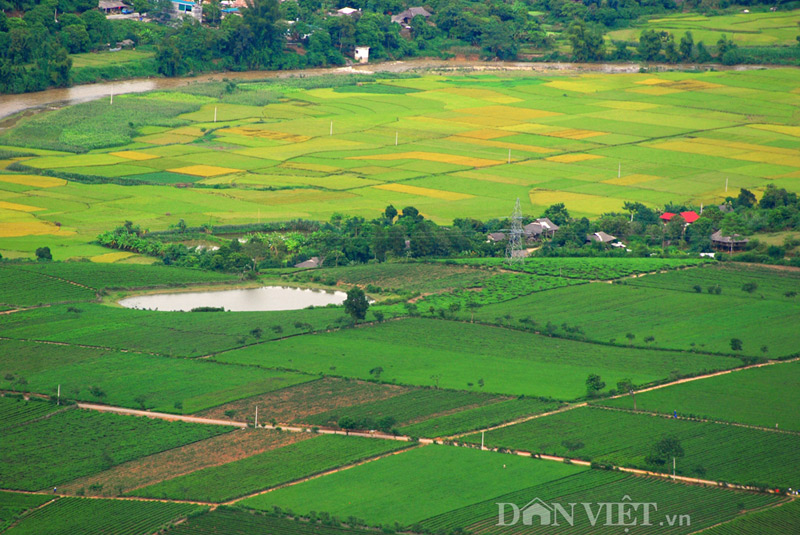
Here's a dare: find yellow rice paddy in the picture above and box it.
[545,154,605,163]
[352,151,502,168]
[109,151,159,161]
[90,251,136,263]
[0,201,45,212]
[168,165,240,177]
[373,183,474,201]
[0,175,66,188]
[603,174,662,186]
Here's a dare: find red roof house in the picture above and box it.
[660,211,700,224]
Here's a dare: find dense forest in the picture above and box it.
[2,0,799,93]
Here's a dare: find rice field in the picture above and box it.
[4,69,800,259]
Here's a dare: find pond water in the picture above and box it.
[118,286,347,312]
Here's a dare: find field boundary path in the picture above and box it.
[593,404,800,436]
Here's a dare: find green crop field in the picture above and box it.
[4,497,201,535]
[702,499,800,535]
[0,339,313,414]
[455,257,711,280]
[215,318,740,400]
[4,70,800,260]
[0,396,62,430]
[1,409,230,490]
[463,406,800,487]
[608,11,800,47]
[627,263,800,301]
[601,360,800,431]
[0,491,53,532]
[241,445,587,526]
[0,303,353,357]
[301,388,501,429]
[418,468,782,535]
[128,434,409,502]
[470,282,800,357]
[399,397,562,438]
[165,507,386,535]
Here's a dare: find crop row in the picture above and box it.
[1,409,230,491]
[702,500,800,535]
[5,497,201,535]
[463,406,800,487]
[166,507,375,535]
[399,397,561,438]
[455,257,711,280]
[0,491,53,532]
[128,434,409,502]
[0,266,95,307]
[302,388,500,430]
[0,397,60,430]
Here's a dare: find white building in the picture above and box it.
[354,46,370,64]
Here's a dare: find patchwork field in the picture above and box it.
[214,318,741,400]
[463,406,800,487]
[0,408,230,491]
[3,70,800,259]
[600,359,800,431]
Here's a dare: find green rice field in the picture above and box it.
[4,70,800,260]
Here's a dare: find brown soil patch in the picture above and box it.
[196,377,409,424]
[58,429,309,497]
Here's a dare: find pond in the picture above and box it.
[118,286,347,312]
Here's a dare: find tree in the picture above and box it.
[35,246,52,261]
[542,203,570,226]
[637,29,662,61]
[585,373,605,397]
[742,282,758,294]
[343,287,369,320]
[730,338,743,351]
[679,31,694,61]
[646,436,684,467]
[566,20,604,62]
[734,188,757,209]
[384,205,397,223]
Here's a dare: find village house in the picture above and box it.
[659,211,700,224]
[711,230,749,252]
[586,231,617,244]
[390,7,432,26]
[98,0,129,14]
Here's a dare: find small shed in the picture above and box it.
[487,232,506,243]
[354,46,370,64]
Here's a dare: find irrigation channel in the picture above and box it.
[0,59,776,121]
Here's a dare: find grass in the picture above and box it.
[213,318,741,400]
[0,396,62,430]
[240,445,587,526]
[0,491,53,532]
[399,397,562,438]
[0,303,350,357]
[301,388,501,429]
[128,434,409,502]
[463,406,800,487]
[702,499,800,535]
[454,257,711,279]
[600,360,800,432]
[0,339,313,414]
[471,281,800,357]
[1,409,230,490]
[166,507,391,535]
[418,468,781,534]
[0,264,96,306]
[4,497,201,535]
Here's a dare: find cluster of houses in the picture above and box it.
[485,207,749,254]
[99,0,203,21]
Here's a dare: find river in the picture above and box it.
[0,59,773,121]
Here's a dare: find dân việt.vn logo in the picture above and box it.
[497,495,690,530]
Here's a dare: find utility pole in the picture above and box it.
[481,431,485,450]
[505,198,525,266]
[255,406,258,428]
[507,149,511,164]
[57,384,60,406]
[330,121,333,136]
[618,162,621,178]
[214,107,217,123]
[110,92,113,105]
[672,457,676,477]
[725,178,728,193]
[395,131,398,146]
